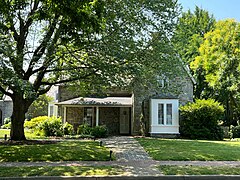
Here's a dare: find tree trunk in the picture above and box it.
[10,94,29,140]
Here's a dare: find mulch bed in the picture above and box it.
[0,140,59,145]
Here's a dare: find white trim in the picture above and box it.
[150,132,180,134]
[63,106,67,123]
[150,99,179,134]
[151,125,179,127]
[57,104,132,108]
[96,107,99,126]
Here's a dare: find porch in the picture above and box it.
[56,97,132,135]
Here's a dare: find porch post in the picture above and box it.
[96,106,99,126]
[63,106,67,123]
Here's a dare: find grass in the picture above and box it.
[159,165,240,175]
[0,141,112,162]
[0,166,123,177]
[0,129,45,139]
[137,138,240,161]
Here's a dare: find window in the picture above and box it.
[150,99,179,134]
[157,103,173,125]
[49,106,54,116]
[166,104,172,125]
[84,107,93,126]
[158,104,164,124]
[156,75,169,88]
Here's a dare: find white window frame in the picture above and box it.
[150,99,179,134]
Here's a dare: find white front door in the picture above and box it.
[120,107,130,134]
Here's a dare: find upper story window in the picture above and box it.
[156,75,169,88]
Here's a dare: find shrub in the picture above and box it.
[24,116,48,129]
[77,124,108,138]
[229,125,240,139]
[77,124,93,135]
[1,117,11,129]
[92,125,108,138]
[38,116,63,137]
[1,122,11,129]
[63,122,74,135]
[3,117,11,124]
[180,99,224,140]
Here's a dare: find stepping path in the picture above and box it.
[101,136,162,176]
[101,136,152,161]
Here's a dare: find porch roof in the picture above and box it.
[55,97,132,107]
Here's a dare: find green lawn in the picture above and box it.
[137,138,240,161]
[159,165,240,175]
[0,166,123,177]
[0,141,112,162]
[0,129,45,139]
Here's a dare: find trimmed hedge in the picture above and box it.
[180,99,224,140]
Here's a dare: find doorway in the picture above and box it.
[120,107,131,135]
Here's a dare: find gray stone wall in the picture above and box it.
[0,100,13,124]
[64,106,120,135]
[66,107,84,131]
[59,86,80,102]
[132,66,194,136]
[99,107,120,135]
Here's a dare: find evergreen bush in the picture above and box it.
[180,99,224,140]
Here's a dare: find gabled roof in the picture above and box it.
[55,97,132,107]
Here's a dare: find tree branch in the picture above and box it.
[0,85,13,98]
[25,15,60,79]
[41,71,97,86]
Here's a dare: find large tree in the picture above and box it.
[191,19,240,126]
[173,6,216,98]
[0,0,180,140]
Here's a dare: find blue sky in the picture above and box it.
[178,0,240,22]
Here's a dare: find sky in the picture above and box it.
[178,0,240,22]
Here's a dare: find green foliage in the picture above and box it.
[0,0,180,140]
[91,125,108,138]
[26,95,53,119]
[62,122,74,135]
[77,124,108,138]
[229,125,240,139]
[77,124,93,135]
[173,6,216,99]
[180,99,224,140]
[1,122,11,129]
[1,118,11,129]
[24,116,48,129]
[191,19,240,126]
[38,117,63,137]
[3,117,11,124]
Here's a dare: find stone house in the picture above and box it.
[49,59,195,137]
[0,94,13,125]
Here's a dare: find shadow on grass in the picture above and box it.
[0,166,122,177]
[0,141,111,162]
